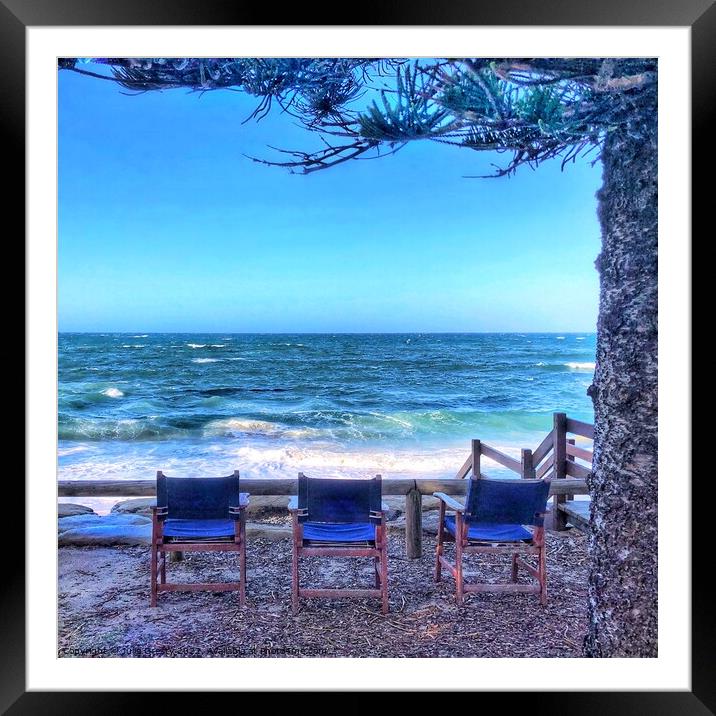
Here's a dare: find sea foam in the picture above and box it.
[101,387,124,398]
[564,361,596,370]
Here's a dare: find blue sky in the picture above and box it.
[58,66,603,333]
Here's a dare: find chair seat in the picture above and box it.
[444,516,532,542]
[163,518,236,540]
[302,521,375,543]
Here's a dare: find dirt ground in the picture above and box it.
[58,527,589,658]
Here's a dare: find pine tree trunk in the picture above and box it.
[585,118,658,657]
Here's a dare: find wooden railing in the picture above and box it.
[453,412,594,531]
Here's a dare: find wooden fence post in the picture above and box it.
[553,412,568,530]
[521,448,535,479]
[566,438,576,501]
[471,439,481,478]
[405,486,422,559]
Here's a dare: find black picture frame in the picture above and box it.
[6,0,707,710]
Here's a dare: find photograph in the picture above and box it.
[55,56,657,660]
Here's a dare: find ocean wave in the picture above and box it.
[133,334,148,338]
[192,358,220,364]
[101,387,124,398]
[57,441,527,483]
[233,444,468,476]
[564,362,596,370]
[187,343,206,348]
[57,445,90,457]
[57,405,572,444]
[203,417,320,440]
[58,417,173,441]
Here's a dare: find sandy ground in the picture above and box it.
[58,528,589,658]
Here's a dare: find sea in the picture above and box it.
[58,333,596,488]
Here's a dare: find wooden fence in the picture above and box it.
[453,412,594,531]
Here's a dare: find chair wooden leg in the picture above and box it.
[539,545,547,606]
[150,543,158,607]
[380,539,389,615]
[455,537,464,605]
[511,553,519,583]
[239,542,247,607]
[434,501,445,582]
[160,552,167,584]
[291,543,299,615]
[374,556,381,588]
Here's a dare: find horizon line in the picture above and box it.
[58,330,597,335]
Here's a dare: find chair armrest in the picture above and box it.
[228,492,250,518]
[433,492,465,512]
[151,505,168,519]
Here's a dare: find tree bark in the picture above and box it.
[585,116,658,657]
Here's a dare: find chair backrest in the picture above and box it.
[465,478,550,526]
[156,470,240,520]
[298,473,382,525]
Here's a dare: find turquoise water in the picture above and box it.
[58,333,595,482]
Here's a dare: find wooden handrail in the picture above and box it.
[532,429,554,466]
[565,461,591,479]
[479,443,522,474]
[454,454,472,480]
[57,476,588,498]
[566,442,594,463]
[566,417,595,439]
[536,453,555,479]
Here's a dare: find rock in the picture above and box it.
[58,503,95,518]
[382,495,440,513]
[421,512,440,535]
[246,523,291,541]
[110,497,156,515]
[59,524,152,546]
[58,512,152,545]
[387,510,440,536]
[422,496,440,512]
[58,512,151,536]
[245,495,291,517]
[108,496,292,518]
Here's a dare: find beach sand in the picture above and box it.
[58,528,588,658]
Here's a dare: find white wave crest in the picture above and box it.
[133,334,148,338]
[192,357,220,364]
[564,361,596,370]
[203,418,320,439]
[101,387,124,398]
[187,343,206,348]
[57,445,90,457]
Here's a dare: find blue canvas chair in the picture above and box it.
[288,473,389,614]
[150,470,249,607]
[434,478,551,605]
